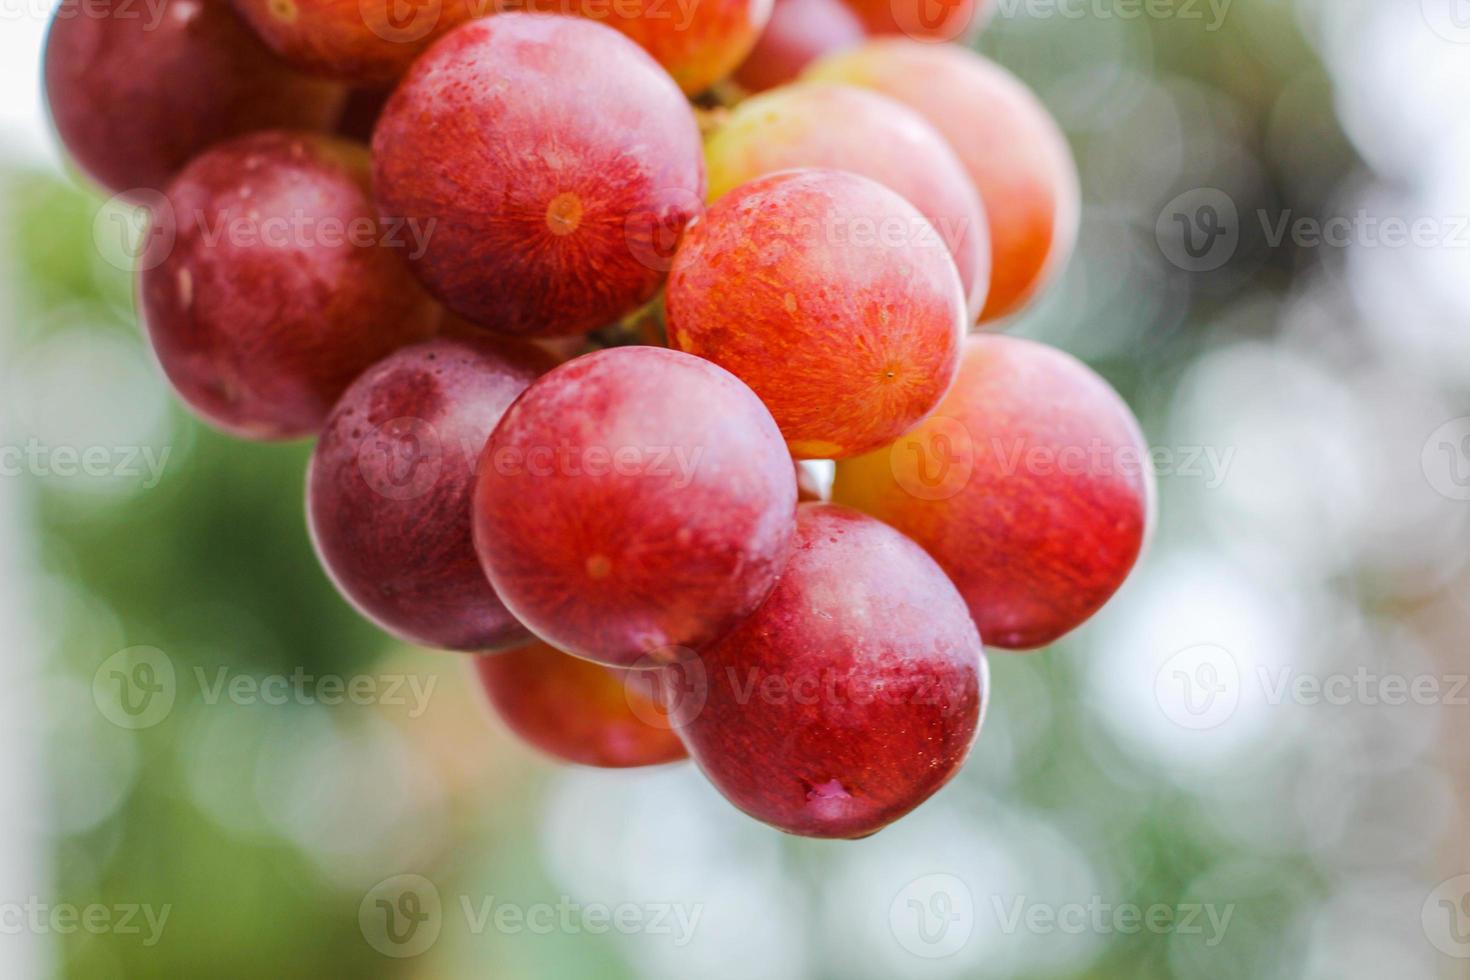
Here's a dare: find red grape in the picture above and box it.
[472,346,797,669]
[43,0,344,201]
[139,132,438,440]
[665,169,966,459]
[372,14,705,337]
[733,0,865,93]
[308,335,557,652]
[671,503,986,839]
[473,640,687,767]
[832,334,1155,649]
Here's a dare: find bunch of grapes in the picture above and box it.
[45,0,1153,839]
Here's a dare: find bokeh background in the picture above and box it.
[4,0,1470,976]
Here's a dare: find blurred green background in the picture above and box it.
[4,0,1470,976]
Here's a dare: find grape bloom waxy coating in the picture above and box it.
[138,132,437,441]
[472,346,797,669]
[308,335,557,652]
[666,169,966,459]
[833,334,1155,650]
[372,14,706,338]
[671,504,986,839]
